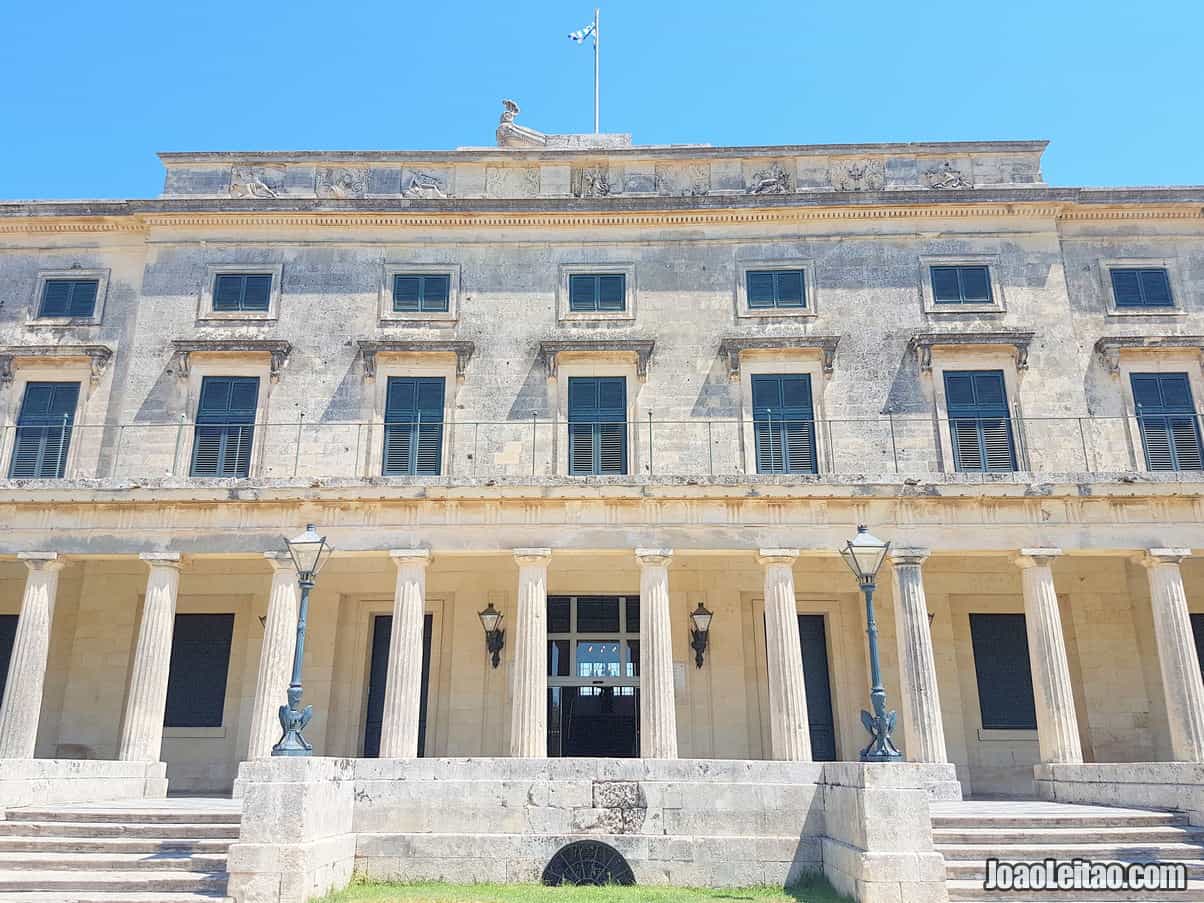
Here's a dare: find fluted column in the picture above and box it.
[1141,549,1204,763]
[1014,549,1082,764]
[889,548,948,763]
[118,553,182,763]
[0,553,66,758]
[636,549,677,759]
[758,550,812,761]
[510,549,551,757]
[245,553,300,760]
[379,550,431,758]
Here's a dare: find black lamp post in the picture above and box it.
[478,603,505,668]
[272,523,333,757]
[840,525,902,763]
[688,603,713,668]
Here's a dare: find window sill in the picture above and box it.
[378,315,458,328]
[924,305,1006,316]
[559,310,635,324]
[195,315,277,326]
[736,307,816,320]
[1105,308,1185,318]
[977,728,1038,742]
[25,318,102,329]
[164,726,226,739]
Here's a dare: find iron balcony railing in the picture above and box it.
[0,413,1202,482]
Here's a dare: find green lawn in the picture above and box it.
[315,875,850,903]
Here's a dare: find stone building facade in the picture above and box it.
[2,117,1204,825]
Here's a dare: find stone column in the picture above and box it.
[637,549,678,759]
[510,549,551,758]
[245,553,300,760]
[118,553,182,763]
[889,548,948,763]
[0,553,66,758]
[379,550,431,758]
[1141,549,1204,763]
[758,549,812,761]
[1014,549,1082,764]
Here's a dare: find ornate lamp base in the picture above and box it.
[271,686,313,757]
[859,708,903,762]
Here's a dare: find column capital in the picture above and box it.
[390,549,431,569]
[17,552,64,573]
[756,548,799,566]
[635,548,673,568]
[1014,548,1063,569]
[139,552,182,570]
[263,551,298,573]
[1142,548,1192,568]
[889,547,930,567]
[513,548,552,567]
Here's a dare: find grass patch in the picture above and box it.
[315,873,851,903]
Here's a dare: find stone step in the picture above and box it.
[0,870,227,894]
[933,812,1185,829]
[0,851,226,872]
[946,877,1204,901]
[0,895,229,902]
[937,841,1204,861]
[6,809,240,826]
[943,859,1204,881]
[0,822,239,840]
[934,825,1202,845]
[0,837,231,855]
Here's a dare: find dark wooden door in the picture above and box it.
[797,614,837,761]
[363,613,433,757]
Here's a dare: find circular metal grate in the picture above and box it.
[541,840,636,886]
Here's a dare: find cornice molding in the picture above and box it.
[170,339,292,382]
[1094,335,1204,374]
[718,336,841,378]
[539,339,656,381]
[908,330,1036,371]
[0,344,113,385]
[356,340,476,381]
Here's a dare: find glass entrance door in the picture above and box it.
[546,595,640,757]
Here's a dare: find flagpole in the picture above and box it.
[593,7,600,134]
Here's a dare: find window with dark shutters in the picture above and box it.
[213,274,272,312]
[1111,268,1173,308]
[568,274,625,312]
[38,279,99,318]
[9,382,80,479]
[746,269,806,309]
[969,613,1038,730]
[944,370,1016,472]
[382,377,445,476]
[393,275,451,313]
[1132,373,1203,471]
[930,266,992,304]
[164,613,235,728]
[190,377,258,478]
[568,377,627,475]
[752,374,817,474]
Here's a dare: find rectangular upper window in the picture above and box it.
[1131,372,1202,471]
[38,279,99,319]
[393,274,451,313]
[969,613,1037,730]
[569,274,626,312]
[9,381,80,479]
[191,376,259,478]
[944,370,1017,473]
[164,613,235,728]
[1111,267,1173,308]
[213,273,272,312]
[930,265,991,305]
[746,269,806,309]
[382,377,445,476]
[751,373,817,474]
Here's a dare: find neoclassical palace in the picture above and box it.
[2,109,1204,902]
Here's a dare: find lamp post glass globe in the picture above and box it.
[284,523,333,580]
[841,525,890,583]
[689,602,713,668]
[478,603,505,668]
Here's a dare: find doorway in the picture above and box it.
[362,613,433,757]
[797,614,837,760]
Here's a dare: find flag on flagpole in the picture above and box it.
[568,22,596,43]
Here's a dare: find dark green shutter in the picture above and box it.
[383,377,445,475]
[569,274,626,313]
[568,377,627,475]
[969,613,1038,729]
[164,614,235,728]
[393,275,450,313]
[190,377,258,477]
[1132,373,1202,471]
[9,382,79,478]
[1112,268,1173,308]
[752,374,816,474]
[39,279,98,318]
[214,274,271,312]
[944,370,1016,472]
[746,270,806,309]
[931,266,991,304]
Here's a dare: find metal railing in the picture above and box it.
[0,414,1198,483]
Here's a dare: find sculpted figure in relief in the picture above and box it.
[228,166,281,199]
[317,167,368,198]
[828,159,886,191]
[923,161,973,190]
[573,167,611,198]
[403,171,448,199]
[748,163,792,195]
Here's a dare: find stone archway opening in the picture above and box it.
[541,840,635,886]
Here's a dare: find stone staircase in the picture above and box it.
[933,800,1204,901]
[0,799,240,902]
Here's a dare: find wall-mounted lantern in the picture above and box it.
[688,602,713,668]
[478,603,505,668]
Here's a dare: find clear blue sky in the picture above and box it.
[2,0,1200,199]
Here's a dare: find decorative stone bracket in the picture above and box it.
[1094,335,1204,375]
[539,339,655,381]
[718,336,840,380]
[908,330,1035,371]
[357,340,475,382]
[170,340,292,383]
[0,344,114,386]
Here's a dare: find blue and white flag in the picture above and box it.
[568,22,596,43]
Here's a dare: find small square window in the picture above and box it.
[746,270,806,309]
[569,274,626,312]
[393,274,451,313]
[931,266,992,304]
[200,264,281,321]
[213,274,273,312]
[38,279,99,319]
[1111,267,1173,308]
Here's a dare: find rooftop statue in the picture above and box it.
[495,99,548,148]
